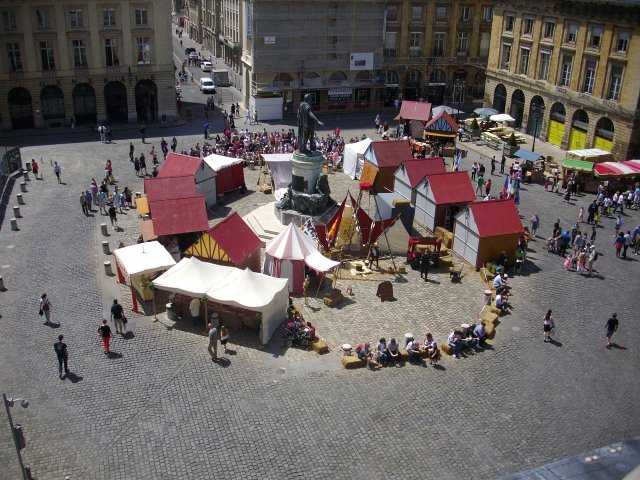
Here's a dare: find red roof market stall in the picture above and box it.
[202,153,246,199]
[452,199,524,269]
[423,110,459,139]
[593,160,640,177]
[157,152,217,206]
[144,176,197,202]
[148,196,209,236]
[414,171,476,231]
[393,157,446,204]
[396,100,433,138]
[361,140,413,193]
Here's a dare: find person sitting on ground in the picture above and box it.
[447,330,463,359]
[423,333,438,366]
[302,321,316,342]
[474,322,486,347]
[357,342,374,370]
[376,338,389,367]
[406,338,422,364]
[495,292,509,313]
[386,338,400,363]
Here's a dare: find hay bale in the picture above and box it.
[479,268,491,282]
[440,343,453,356]
[482,312,499,326]
[311,338,329,354]
[398,348,409,362]
[435,227,454,248]
[392,199,411,207]
[260,184,272,194]
[342,356,366,369]
[490,305,503,316]
[484,322,496,339]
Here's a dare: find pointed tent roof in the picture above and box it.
[424,110,459,133]
[423,171,476,205]
[400,158,447,188]
[369,140,413,168]
[265,223,339,272]
[399,100,432,121]
[466,199,524,237]
[157,152,202,178]
[205,212,261,264]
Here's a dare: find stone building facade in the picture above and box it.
[0,0,176,131]
[242,0,386,116]
[383,0,493,110]
[484,0,640,159]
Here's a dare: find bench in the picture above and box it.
[486,138,502,150]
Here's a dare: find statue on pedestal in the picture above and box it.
[297,94,324,155]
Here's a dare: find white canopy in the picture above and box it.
[203,153,243,172]
[113,241,176,278]
[262,153,293,190]
[432,105,463,116]
[343,138,372,179]
[265,223,340,273]
[489,113,516,122]
[152,257,289,344]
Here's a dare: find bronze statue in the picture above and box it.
[297,94,324,155]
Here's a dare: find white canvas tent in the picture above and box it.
[343,138,372,179]
[262,153,293,190]
[152,257,289,344]
[263,223,339,294]
[113,241,177,301]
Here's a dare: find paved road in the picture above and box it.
[0,114,639,479]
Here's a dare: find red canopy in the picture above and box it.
[144,176,197,202]
[148,196,209,236]
[593,160,640,177]
[399,100,432,121]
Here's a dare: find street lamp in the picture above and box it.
[531,103,546,152]
[3,394,31,480]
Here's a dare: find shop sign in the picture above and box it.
[264,36,276,45]
[329,88,352,101]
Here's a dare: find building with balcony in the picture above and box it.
[382,1,493,109]
[242,0,386,118]
[0,0,175,130]
[484,0,640,159]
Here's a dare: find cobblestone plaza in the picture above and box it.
[1,114,639,479]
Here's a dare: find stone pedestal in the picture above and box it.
[290,150,325,194]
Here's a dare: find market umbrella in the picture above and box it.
[489,113,515,122]
[474,107,499,117]
[432,105,463,116]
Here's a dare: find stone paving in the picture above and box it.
[0,115,639,480]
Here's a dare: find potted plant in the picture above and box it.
[470,118,481,140]
[503,132,519,157]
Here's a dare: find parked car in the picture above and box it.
[188,51,199,60]
[184,47,196,55]
[201,61,212,72]
[200,77,216,94]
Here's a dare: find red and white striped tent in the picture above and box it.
[593,160,640,177]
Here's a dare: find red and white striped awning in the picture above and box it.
[593,160,640,177]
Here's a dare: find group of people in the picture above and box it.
[79,161,134,229]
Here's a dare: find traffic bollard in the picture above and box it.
[101,223,109,236]
[20,182,27,193]
[23,170,29,181]
[12,206,21,218]
[104,261,113,276]
[16,194,24,205]
[10,218,18,230]
[102,241,110,255]
[0,275,5,291]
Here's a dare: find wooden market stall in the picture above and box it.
[393,157,446,205]
[360,140,413,193]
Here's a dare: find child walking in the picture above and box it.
[220,326,230,353]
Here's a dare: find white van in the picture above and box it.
[201,61,212,72]
[200,77,216,94]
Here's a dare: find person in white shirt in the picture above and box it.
[376,338,389,366]
[474,322,486,346]
[190,297,201,326]
[386,338,400,363]
[406,339,421,364]
[423,333,438,366]
[495,293,508,313]
[447,330,462,359]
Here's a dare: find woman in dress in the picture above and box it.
[543,310,555,342]
[40,293,52,325]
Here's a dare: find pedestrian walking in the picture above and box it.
[31,159,40,179]
[471,162,477,181]
[614,214,623,235]
[605,313,618,348]
[110,299,126,334]
[80,191,89,215]
[543,309,555,342]
[491,156,496,175]
[54,334,69,379]
[500,154,506,174]
[208,323,218,360]
[53,161,62,183]
[129,142,135,161]
[220,325,230,354]
[139,123,146,143]
[108,204,118,229]
[84,190,93,211]
[530,214,540,237]
[485,178,492,196]
[98,319,112,354]
[578,206,584,223]
[39,293,52,325]
[614,232,624,258]
[139,154,147,176]
[419,250,430,281]
[244,108,250,124]
[171,137,177,152]
[134,157,141,176]
[623,230,631,258]
[230,103,236,116]
[204,121,210,139]
[253,110,258,124]
[475,174,484,195]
